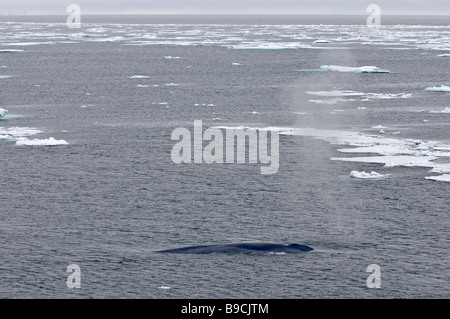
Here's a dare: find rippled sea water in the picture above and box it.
[0,15,449,298]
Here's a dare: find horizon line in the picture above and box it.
[1,13,450,16]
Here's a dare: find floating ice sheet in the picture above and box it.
[129,75,149,79]
[350,171,390,179]
[320,65,390,73]
[0,49,24,53]
[16,137,68,146]
[306,90,411,104]
[0,126,68,145]
[216,125,450,180]
[0,127,42,138]
[306,90,365,97]
[430,107,450,113]
[229,42,311,50]
[308,98,355,104]
[425,85,450,92]
[425,174,450,182]
[1,21,450,53]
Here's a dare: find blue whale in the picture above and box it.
[156,242,313,254]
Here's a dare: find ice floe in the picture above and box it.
[129,75,149,79]
[309,98,356,104]
[0,126,68,146]
[87,36,125,42]
[1,21,450,53]
[425,85,450,92]
[217,125,450,180]
[0,127,42,138]
[0,49,24,53]
[229,42,311,50]
[365,93,411,99]
[0,127,42,141]
[306,90,365,97]
[320,65,390,73]
[425,174,450,182]
[314,39,331,43]
[350,171,390,179]
[15,137,68,146]
[0,108,8,118]
[430,107,450,113]
[306,90,410,103]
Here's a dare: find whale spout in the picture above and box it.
[156,242,313,255]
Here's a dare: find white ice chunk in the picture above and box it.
[425,174,450,182]
[425,85,450,92]
[350,171,389,179]
[129,75,149,79]
[430,107,450,113]
[16,137,68,146]
[306,90,365,97]
[0,108,8,118]
[366,93,411,99]
[332,155,436,168]
[337,144,419,156]
[0,49,24,53]
[0,127,42,137]
[306,90,410,100]
[230,42,311,50]
[2,41,56,46]
[309,98,356,104]
[320,65,390,73]
[429,164,450,174]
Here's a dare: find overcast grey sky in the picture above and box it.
[1,0,449,15]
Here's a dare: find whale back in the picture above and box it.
[288,243,314,252]
[157,242,313,254]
